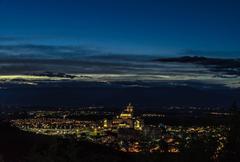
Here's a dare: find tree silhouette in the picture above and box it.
[180,135,217,162]
[220,101,240,162]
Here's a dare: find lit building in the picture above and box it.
[103,103,144,131]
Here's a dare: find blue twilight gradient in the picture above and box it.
[0,0,240,55]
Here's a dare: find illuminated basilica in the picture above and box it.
[103,103,143,131]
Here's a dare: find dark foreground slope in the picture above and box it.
[0,122,181,162]
[0,122,129,162]
[2,119,238,162]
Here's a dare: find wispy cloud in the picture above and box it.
[0,44,105,59]
[179,49,240,58]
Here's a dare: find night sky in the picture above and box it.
[0,0,240,56]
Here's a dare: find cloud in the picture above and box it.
[179,49,240,58]
[0,44,136,74]
[0,44,105,59]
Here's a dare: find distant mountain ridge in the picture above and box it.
[156,56,240,67]
[155,56,240,75]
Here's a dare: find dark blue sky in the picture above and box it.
[0,0,240,56]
